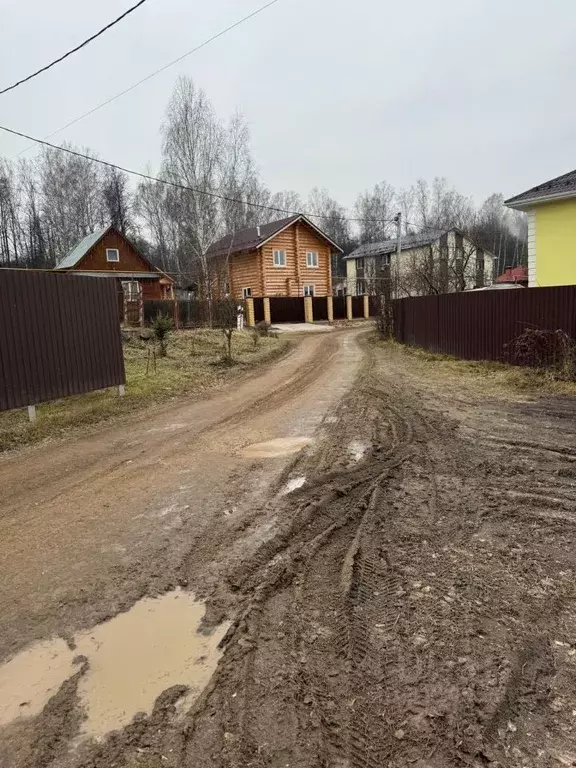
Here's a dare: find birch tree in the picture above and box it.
[354,181,396,243]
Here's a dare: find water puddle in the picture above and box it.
[242,436,313,458]
[279,475,306,496]
[0,590,228,741]
[0,638,77,726]
[348,440,370,463]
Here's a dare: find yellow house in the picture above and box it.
[505,169,576,287]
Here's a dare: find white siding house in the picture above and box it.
[344,229,494,297]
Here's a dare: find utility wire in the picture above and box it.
[13,0,281,158]
[0,122,401,225]
[0,0,150,96]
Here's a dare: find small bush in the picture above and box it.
[255,321,272,336]
[505,328,576,379]
[150,312,173,357]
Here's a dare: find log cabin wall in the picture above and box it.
[258,220,332,297]
[229,250,262,298]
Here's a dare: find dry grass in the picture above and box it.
[381,339,576,398]
[0,329,289,453]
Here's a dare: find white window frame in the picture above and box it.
[381,254,391,268]
[306,251,319,268]
[242,287,252,298]
[273,249,286,267]
[303,284,315,297]
[106,248,120,263]
[122,281,141,301]
[356,257,364,270]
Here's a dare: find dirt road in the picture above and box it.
[2,331,576,768]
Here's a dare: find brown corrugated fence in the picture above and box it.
[392,286,576,363]
[0,270,125,412]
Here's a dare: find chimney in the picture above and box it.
[257,226,261,238]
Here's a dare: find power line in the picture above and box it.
[0,122,400,226]
[13,0,282,158]
[0,0,151,97]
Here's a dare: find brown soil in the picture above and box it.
[3,332,576,767]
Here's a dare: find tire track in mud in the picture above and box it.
[199,341,420,768]
[67,339,576,768]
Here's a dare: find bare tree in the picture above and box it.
[413,177,475,232]
[135,178,177,274]
[161,77,223,297]
[0,160,21,265]
[38,143,105,262]
[397,186,415,235]
[102,167,132,234]
[354,181,396,243]
[220,111,262,234]
[18,159,49,267]
[160,76,266,304]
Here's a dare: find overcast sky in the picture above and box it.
[1,0,575,208]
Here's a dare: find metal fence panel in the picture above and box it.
[368,296,381,317]
[269,297,306,324]
[392,286,576,364]
[253,298,265,324]
[312,297,329,321]
[0,270,125,411]
[351,296,364,318]
[333,296,347,319]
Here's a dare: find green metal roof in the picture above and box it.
[54,227,110,269]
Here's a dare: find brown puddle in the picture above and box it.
[242,436,313,458]
[0,590,228,741]
[0,638,77,727]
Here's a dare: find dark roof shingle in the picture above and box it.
[505,169,576,207]
[345,230,444,260]
[206,214,342,259]
[206,216,299,259]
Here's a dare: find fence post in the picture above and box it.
[327,296,334,323]
[172,300,180,330]
[263,297,271,325]
[304,296,314,323]
[139,296,144,327]
[346,295,353,321]
[363,294,369,319]
[246,298,255,327]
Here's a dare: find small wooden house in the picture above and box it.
[54,226,174,300]
[206,214,342,298]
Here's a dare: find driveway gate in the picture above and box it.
[269,297,306,324]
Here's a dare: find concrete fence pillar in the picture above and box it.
[304,296,314,323]
[245,298,255,327]
[263,297,271,325]
[346,295,353,321]
[363,294,370,319]
[327,296,334,323]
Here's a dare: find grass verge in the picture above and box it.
[379,338,576,397]
[0,329,289,453]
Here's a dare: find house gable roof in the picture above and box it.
[55,227,110,269]
[345,229,445,260]
[206,214,343,259]
[505,169,576,208]
[55,226,174,282]
[495,265,528,284]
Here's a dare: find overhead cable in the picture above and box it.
[0,0,151,96]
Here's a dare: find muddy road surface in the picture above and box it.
[2,333,576,768]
